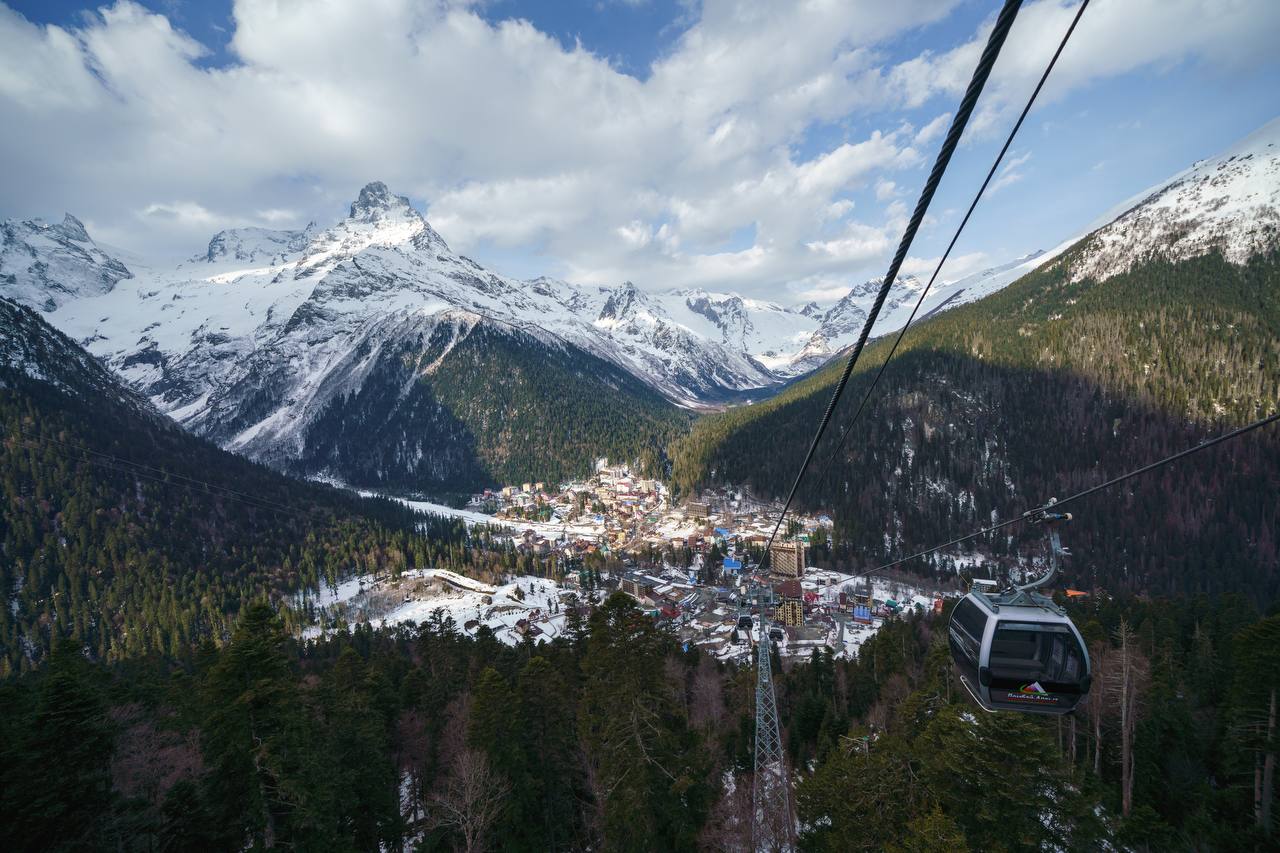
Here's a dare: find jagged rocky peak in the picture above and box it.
[527,276,569,299]
[598,281,643,321]
[54,213,92,243]
[338,181,449,253]
[1,213,132,312]
[349,181,416,222]
[798,301,823,317]
[842,273,918,300]
[684,291,747,329]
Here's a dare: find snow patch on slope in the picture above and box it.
[1067,117,1280,283]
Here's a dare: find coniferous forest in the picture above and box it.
[0,297,509,674]
[295,320,689,492]
[2,588,1277,850]
[670,249,1280,603]
[3,0,1280,840]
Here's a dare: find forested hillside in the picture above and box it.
[671,249,1280,600]
[297,319,690,491]
[0,297,492,675]
[793,592,1280,850]
[2,588,1275,850]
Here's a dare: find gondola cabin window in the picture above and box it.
[949,596,986,666]
[988,622,1085,691]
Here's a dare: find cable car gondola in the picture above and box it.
[947,508,1091,715]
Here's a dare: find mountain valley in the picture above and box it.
[3,0,1280,847]
[3,181,1058,491]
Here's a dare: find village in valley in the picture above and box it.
[308,459,949,662]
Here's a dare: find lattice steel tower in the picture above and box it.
[751,586,794,851]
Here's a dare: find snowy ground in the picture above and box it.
[296,560,956,662]
[297,569,574,646]
[358,491,516,529]
[358,489,615,544]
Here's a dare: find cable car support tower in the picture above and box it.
[750,583,793,851]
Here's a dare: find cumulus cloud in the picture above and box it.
[0,0,1276,294]
[913,112,952,145]
[891,0,1280,136]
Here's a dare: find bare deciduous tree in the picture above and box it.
[1088,639,1107,777]
[108,703,203,805]
[1258,688,1276,834]
[394,708,432,832]
[866,673,911,732]
[1105,619,1149,817]
[429,748,510,853]
[690,655,726,738]
[699,773,753,852]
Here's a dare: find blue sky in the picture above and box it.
[2,0,1278,302]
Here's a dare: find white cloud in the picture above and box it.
[913,112,951,145]
[787,276,861,303]
[256,208,301,224]
[0,0,1276,296]
[888,0,1280,137]
[616,220,654,248]
[825,199,856,220]
[900,250,988,281]
[139,201,225,228]
[990,151,1032,192]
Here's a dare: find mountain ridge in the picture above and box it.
[667,118,1280,600]
[3,181,1055,410]
[5,118,1277,492]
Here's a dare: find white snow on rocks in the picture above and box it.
[5,118,1276,467]
[1064,117,1280,284]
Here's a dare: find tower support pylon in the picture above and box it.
[751,584,794,851]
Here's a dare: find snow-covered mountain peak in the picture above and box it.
[1,214,133,312]
[6,118,1276,488]
[291,182,448,277]
[349,181,415,222]
[596,281,644,323]
[54,213,92,243]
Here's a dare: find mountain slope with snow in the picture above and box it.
[1,214,132,312]
[1068,117,1280,284]
[6,117,1276,490]
[14,184,691,487]
[0,182,1057,417]
[0,295,155,419]
[669,122,1280,603]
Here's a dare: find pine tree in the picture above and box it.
[579,593,711,851]
[796,734,923,852]
[199,602,327,848]
[889,807,970,853]
[324,647,400,848]
[517,656,583,851]
[916,706,1063,850]
[5,639,115,851]
[1231,614,1280,837]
